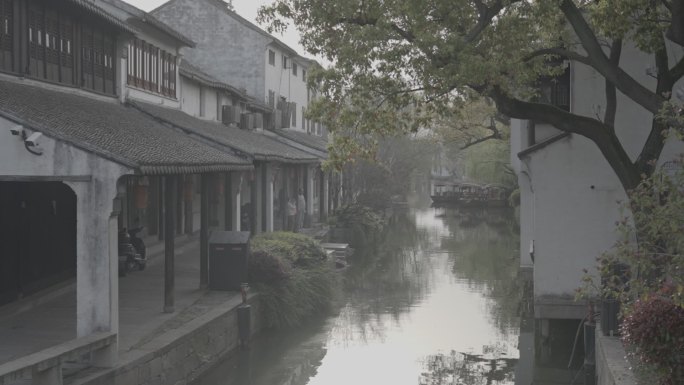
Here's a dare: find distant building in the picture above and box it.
[153,0,326,136]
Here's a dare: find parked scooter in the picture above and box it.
[128,226,147,271]
[118,228,146,277]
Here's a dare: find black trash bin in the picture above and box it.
[208,231,250,291]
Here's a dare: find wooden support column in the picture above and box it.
[158,176,164,241]
[231,172,242,231]
[176,176,183,235]
[265,163,274,232]
[305,165,314,227]
[200,173,210,289]
[261,163,267,232]
[164,175,176,313]
[224,172,233,231]
[320,169,328,221]
[250,170,258,235]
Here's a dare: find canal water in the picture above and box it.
[194,206,547,385]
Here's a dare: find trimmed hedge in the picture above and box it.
[249,231,337,329]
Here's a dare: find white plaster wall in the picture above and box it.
[181,77,201,117]
[288,58,310,132]
[517,168,534,269]
[535,123,562,143]
[0,116,132,338]
[529,135,625,299]
[264,45,310,132]
[509,119,524,173]
[127,87,181,109]
[202,88,218,121]
[0,117,130,178]
[516,41,684,302]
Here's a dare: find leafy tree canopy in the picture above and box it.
[259,0,684,191]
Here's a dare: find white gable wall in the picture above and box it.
[514,41,684,316]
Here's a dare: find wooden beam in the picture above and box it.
[163,175,176,313]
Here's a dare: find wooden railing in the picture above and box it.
[0,331,116,385]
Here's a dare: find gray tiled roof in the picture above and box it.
[273,129,328,153]
[179,60,270,112]
[98,0,196,47]
[66,0,135,33]
[131,101,320,164]
[0,78,252,174]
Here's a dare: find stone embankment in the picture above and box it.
[69,293,262,385]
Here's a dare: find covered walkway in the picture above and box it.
[0,236,240,368]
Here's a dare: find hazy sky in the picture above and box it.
[127,0,309,59]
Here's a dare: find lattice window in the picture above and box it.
[0,0,13,53]
[160,50,168,94]
[81,26,93,74]
[45,9,59,64]
[59,17,73,68]
[168,53,175,96]
[28,3,44,60]
[93,30,104,80]
[128,38,172,97]
[150,46,157,91]
[103,35,114,81]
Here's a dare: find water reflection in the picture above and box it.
[195,207,527,385]
[419,351,518,385]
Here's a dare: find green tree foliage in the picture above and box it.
[259,0,684,193]
[341,135,435,204]
[432,98,515,186]
[578,162,684,382]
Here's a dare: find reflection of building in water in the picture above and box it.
[419,351,518,385]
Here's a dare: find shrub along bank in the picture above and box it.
[249,232,338,329]
[328,203,385,248]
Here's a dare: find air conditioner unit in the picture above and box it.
[274,110,283,130]
[240,113,254,130]
[280,104,290,129]
[222,105,240,126]
[266,112,275,130]
[253,113,264,129]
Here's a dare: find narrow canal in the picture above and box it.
[195,205,540,385]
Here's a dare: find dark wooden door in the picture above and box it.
[0,182,76,306]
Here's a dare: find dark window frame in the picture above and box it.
[20,0,116,94]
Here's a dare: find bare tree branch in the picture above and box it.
[524,47,592,66]
[670,55,684,82]
[604,39,622,129]
[489,86,641,189]
[560,0,664,114]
